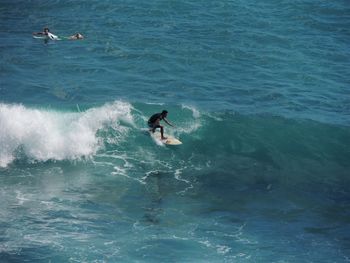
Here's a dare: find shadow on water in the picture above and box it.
[143,171,164,225]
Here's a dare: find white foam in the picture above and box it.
[0,101,134,167]
[176,104,202,135]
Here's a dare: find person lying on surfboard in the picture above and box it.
[68,33,84,40]
[32,27,59,40]
[148,110,175,140]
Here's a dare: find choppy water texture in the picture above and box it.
[1,0,350,262]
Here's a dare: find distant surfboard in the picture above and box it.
[33,35,48,39]
[32,33,60,40]
[150,131,182,145]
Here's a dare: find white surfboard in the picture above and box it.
[33,33,60,40]
[150,131,182,145]
[33,35,48,39]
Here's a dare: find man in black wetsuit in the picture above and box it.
[148,110,174,140]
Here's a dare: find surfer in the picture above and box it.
[148,110,174,140]
[68,33,84,40]
[32,27,59,40]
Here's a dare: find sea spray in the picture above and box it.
[0,101,134,167]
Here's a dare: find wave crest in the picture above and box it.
[0,101,133,167]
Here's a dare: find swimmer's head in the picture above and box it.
[75,33,84,39]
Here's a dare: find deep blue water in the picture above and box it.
[1,0,350,262]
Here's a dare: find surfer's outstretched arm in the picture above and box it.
[164,118,175,127]
[32,32,45,36]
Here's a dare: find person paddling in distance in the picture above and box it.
[32,27,59,40]
[68,33,84,40]
[148,110,175,140]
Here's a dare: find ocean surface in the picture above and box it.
[1,0,350,262]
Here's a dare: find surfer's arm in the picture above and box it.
[163,118,175,127]
[47,32,60,40]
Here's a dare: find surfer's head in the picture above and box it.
[161,110,168,117]
[43,27,50,33]
[75,33,84,39]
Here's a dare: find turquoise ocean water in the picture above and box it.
[1,0,350,262]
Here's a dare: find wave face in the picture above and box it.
[2,102,349,178]
[1,102,349,262]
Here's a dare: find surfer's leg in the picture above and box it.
[160,126,167,140]
[153,124,161,133]
[148,123,155,133]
